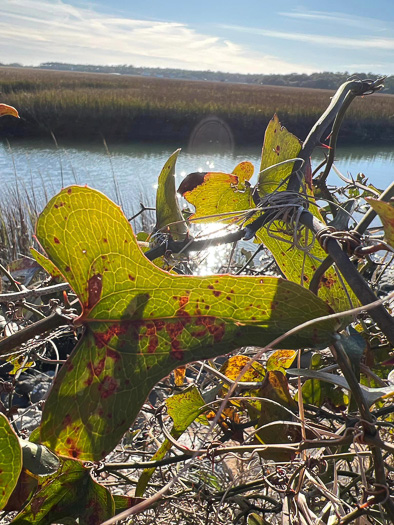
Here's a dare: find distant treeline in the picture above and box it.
[2,62,393,94]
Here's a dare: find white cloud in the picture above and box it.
[278,9,388,32]
[0,0,315,74]
[220,25,394,51]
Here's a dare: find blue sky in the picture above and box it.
[1,0,394,74]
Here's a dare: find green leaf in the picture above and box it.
[365,198,394,248]
[30,248,65,281]
[154,149,187,240]
[167,385,207,431]
[36,186,339,461]
[20,440,60,476]
[136,385,206,496]
[113,494,144,513]
[248,513,269,525]
[11,459,114,524]
[258,114,302,197]
[178,162,254,223]
[0,414,22,510]
[288,369,394,407]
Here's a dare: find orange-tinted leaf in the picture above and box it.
[0,104,19,118]
[174,365,186,386]
[255,371,297,461]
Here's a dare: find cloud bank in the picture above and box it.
[0,0,315,74]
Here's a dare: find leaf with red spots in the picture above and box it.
[154,149,188,240]
[366,197,394,248]
[0,414,22,510]
[36,186,339,461]
[11,458,114,524]
[178,162,254,223]
[258,114,302,197]
[136,385,207,496]
[2,469,38,513]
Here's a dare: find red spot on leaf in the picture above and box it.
[148,335,159,353]
[128,274,135,281]
[65,437,82,458]
[65,266,71,272]
[106,348,120,361]
[98,375,119,398]
[62,414,72,427]
[213,290,222,297]
[54,237,60,244]
[103,238,108,243]
[171,339,184,360]
[87,273,103,310]
[67,188,72,194]
[274,145,280,155]
[91,330,111,348]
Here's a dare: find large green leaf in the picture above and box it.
[36,186,339,461]
[0,414,22,510]
[154,149,187,239]
[11,458,114,524]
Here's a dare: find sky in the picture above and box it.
[1,0,394,75]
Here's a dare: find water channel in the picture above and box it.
[0,140,392,217]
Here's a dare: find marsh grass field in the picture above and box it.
[1,66,394,145]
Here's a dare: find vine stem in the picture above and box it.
[299,210,394,346]
[0,308,73,356]
[330,340,394,521]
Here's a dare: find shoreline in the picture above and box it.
[1,68,393,147]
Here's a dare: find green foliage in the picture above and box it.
[0,414,22,510]
[136,385,207,495]
[154,148,187,239]
[11,459,114,524]
[34,185,338,461]
[1,89,393,524]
